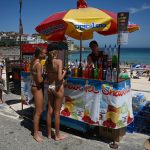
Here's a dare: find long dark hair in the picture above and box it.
[34,47,41,58]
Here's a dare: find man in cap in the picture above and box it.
[87,40,103,65]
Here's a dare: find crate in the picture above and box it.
[126,112,138,133]
[136,115,150,135]
[99,126,126,142]
[126,122,135,133]
[135,102,150,135]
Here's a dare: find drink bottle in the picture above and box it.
[71,65,75,77]
[104,44,108,55]
[103,70,107,80]
[74,59,78,77]
[84,66,89,78]
[106,67,111,82]
[108,45,112,61]
[103,55,108,70]
[78,63,83,77]
[93,63,98,79]
[112,68,117,82]
[67,67,72,77]
[82,65,85,78]
[112,45,118,68]
[98,64,103,80]
[88,64,92,79]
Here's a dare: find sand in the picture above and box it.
[131,76,150,100]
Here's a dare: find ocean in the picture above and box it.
[68,48,150,65]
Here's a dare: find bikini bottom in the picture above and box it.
[31,83,43,90]
[48,84,55,91]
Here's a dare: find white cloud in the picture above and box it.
[128,3,150,14]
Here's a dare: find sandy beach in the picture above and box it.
[131,76,150,100]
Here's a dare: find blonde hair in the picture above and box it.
[46,50,58,70]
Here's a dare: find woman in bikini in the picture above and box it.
[46,43,67,141]
[30,47,46,143]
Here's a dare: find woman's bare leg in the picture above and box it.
[47,91,54,138]
[32,88,43,143]
[54,86,67,141]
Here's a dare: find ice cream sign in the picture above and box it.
[75,22,106,30]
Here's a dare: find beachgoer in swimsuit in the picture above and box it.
[46,42,67,141]
[30,47,47,143]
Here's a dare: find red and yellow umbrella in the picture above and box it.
[35,7,113,41]
[35,1,139,41]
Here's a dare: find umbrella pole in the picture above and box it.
[79,32,82,64]
[117,44,120,83]
[19,34,22,60]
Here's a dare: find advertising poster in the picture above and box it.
[21,72,33,104]
[117,12,129,45]
[60,78,133,129]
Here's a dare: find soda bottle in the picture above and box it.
[112,68,117,82]
[74,59,78,77]
[82,64,86,78]
[88,64,93,79]
[106,67,111,82]
[103,70,107,80]
[67,67,72,77]
[103,54,108,70]
[112,44,118,68]
[93,63,98,79]
[71,65,75,77]
[98,64,103,80]
[104,44,108,55]
[78,63,82,77]
[108,45,112,61]
[85,66,89,78]
[98,56,103,68]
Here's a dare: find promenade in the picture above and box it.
[0,93,149,150]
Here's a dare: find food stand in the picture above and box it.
[34,0,139,148]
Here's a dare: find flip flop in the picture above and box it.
[55,134,68,141]
[33,135,43,144]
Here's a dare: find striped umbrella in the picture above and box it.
[35,7,113,41]
[35,1,140,62]
[35,7,139,41]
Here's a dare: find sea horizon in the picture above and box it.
[68,48,150,65]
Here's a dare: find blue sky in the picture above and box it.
[0,0,150,48]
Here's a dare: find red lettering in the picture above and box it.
[102,86,130,97]
[65,84,83,91]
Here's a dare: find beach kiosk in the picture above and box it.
[34,0,139,148]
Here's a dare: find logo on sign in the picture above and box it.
[102,85,130,97]
[40,24,65,35]
[75,22,106,30]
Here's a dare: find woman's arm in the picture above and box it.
[57,59,66,81]
[36,63,43,84]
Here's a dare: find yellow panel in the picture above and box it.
[63,7,112,31]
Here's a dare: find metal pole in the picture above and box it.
[19,33,22,60]
[79,32,82,64]
[117,44,120,83]
[19,0,23,60]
